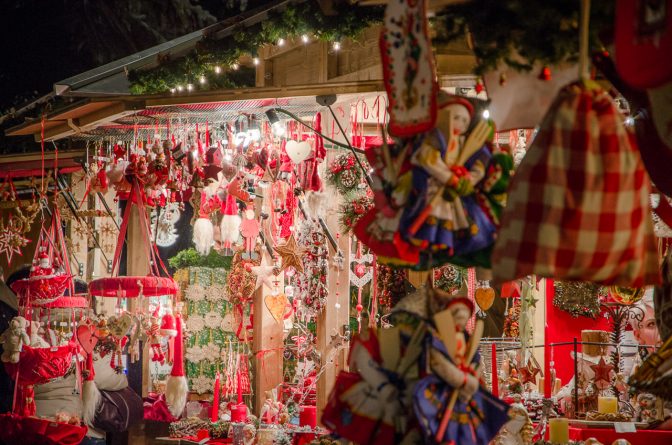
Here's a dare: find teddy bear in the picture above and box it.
[0,316,30,363]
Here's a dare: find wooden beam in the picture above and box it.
[144,81,385,108]
[252,259,284,415]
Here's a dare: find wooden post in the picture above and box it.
[317,204,350,422]
[252,255,285,415]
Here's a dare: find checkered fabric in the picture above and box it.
[492,82,661,287]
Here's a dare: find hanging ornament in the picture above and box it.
[0,215,30,264]
[326,153,363,196]
[338,191,373,235]
[475,78,485,94]
[433,264,465,294]
[553,281,603,318]
[274,234,304,273]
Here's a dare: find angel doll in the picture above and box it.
[409,284,509,445]
[398,94,497,265]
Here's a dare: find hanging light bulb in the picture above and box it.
[199,76,206,84]
[278,38,285,46]
[170,88,176,94]
[333,41,341,51]
[253,57,260,66]
[176,85,184,92]
[214,66,222,74]
[231,63,239,70]
[301,34,309,44]
[187,84,194,91]
[482,109,490,120]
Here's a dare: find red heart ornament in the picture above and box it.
[77,324,98,354]
[354,263,367,279]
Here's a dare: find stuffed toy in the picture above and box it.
[0,316,30,363]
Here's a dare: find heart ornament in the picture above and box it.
[350,253,373,288]
[286,140,312,164]
[77,324,98,354]
[474,287,496,311]
[107,313,134,338]
[265,293,289,323]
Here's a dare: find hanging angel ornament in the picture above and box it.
[240,204,260,260]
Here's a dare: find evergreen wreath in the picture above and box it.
[338,191,373,234]
[326,153,364,196]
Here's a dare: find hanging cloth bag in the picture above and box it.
[492,82,660,287]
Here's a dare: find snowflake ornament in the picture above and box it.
[185,284,206,302]
[186,314,205,333]
[204,311,223,330]
[191,375,214,394]
[0,222,29,264]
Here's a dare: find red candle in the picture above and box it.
[491,343,499,397]
[211,371,221,422]
[236,372,243,405]
[544,330,552,398]
[299,405,317,429]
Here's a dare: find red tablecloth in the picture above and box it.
[569,426,672,445]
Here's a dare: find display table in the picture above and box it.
[569,426,672,445]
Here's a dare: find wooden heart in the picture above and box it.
[221,160,238,180]
[475,287,496,311]
[286,140,311,164]
[77,324,98,354]
[107,313,134,338]
[265,293,289,323]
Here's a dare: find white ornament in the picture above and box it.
[204,311,223,330]
[285,140,311,164]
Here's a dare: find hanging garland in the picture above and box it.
[434,0,615,75]
[129,2,384,94]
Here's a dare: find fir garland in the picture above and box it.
[434,0,615,75]
[169,248,233,269]
[129,2,384,94]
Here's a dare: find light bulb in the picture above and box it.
[170,88,176,93]
[214,65,221,74]
[625,116,635,126]
[176,85,184,92]
[482,109,490,119]
[301,34,309,43]
[187,83,193,91]
[253,57,259,66]
[231,63,239,70]
[333,41,341,51]
[199,76,206,84]
[271,121,285,137]
[278,38,285,46]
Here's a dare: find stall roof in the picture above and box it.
[5,80,385,142]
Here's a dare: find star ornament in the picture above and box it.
[0,222,29,264]
[274,235,304,273]
[519,360,541,385]
[590,357,614,389]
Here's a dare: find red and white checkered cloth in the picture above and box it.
[492,82,661,287]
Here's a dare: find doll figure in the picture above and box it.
[331,326,410,444]
[398,94,496,261]
[411,285,509,445]
[240,204,260,260]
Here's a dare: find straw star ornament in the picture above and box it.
[274,235,304,273]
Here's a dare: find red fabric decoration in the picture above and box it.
[0,414,88,445]
[3,342,77,386]
[143,393,178,422]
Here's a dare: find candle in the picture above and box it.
[544,341,552,398]
[236,372,243,405]
[548,417,569,444]
[211,371,220,422]
[300,405,317,428]
[597,396,618,414]
[491,343,499,397]
[231,404,247,422]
